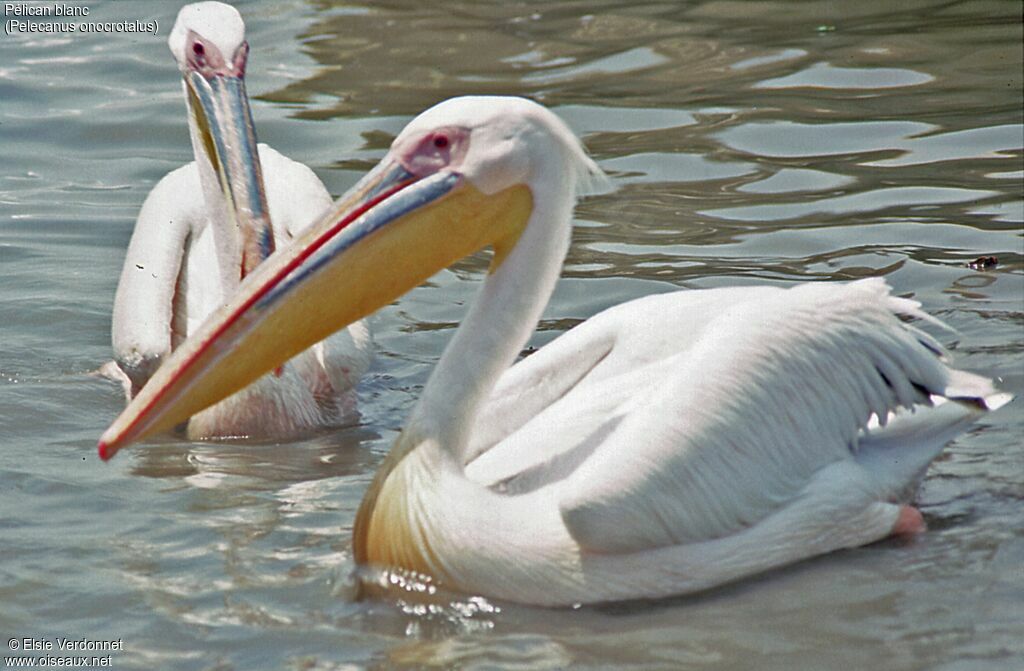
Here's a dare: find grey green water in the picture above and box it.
[1,1,1022,669]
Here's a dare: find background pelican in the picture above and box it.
[107,2,370,439]
[98,96,1010,605]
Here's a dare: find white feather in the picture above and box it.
[109,4,371,439]
[357,97,1009,605]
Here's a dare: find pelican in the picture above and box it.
[98,96,1011,605]
[108,2,370,439]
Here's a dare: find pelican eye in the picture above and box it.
[190,40,208,68]
[395,126,468,177]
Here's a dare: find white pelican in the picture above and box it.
[98,96,1011,605]
[108,2,370,439]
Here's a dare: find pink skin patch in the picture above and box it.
[186,30,248,78]
[393,126,471,177]
[891,505,926,537]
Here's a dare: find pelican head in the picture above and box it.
[98,96,601,458]
[168,1,273,276]
[168,2,247,78]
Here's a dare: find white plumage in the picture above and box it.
[348,98,1008,605]
[98,96,1009,605]
[108,2,370,439]
[363,279,1005,605]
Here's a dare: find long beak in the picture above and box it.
[186,70,274,274]
[98,158,533,459]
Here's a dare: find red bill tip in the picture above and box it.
[98,440,111,462]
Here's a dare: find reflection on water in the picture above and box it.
[1,0,1021,669]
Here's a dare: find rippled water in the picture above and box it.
[2,1,1022,669]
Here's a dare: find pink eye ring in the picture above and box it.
[393,126,469,177]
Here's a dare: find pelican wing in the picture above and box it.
[257,145,334,240]
[465,314,616,469]
[555,279,978,554]
[112,166,201,393]
[465,285,784,490]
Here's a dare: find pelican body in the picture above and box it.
[110,2,369,439]
[99,96,1010,605]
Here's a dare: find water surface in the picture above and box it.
[1,1,1022,669]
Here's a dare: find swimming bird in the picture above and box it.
[108,2,370,439]
[98,96,1010,605]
